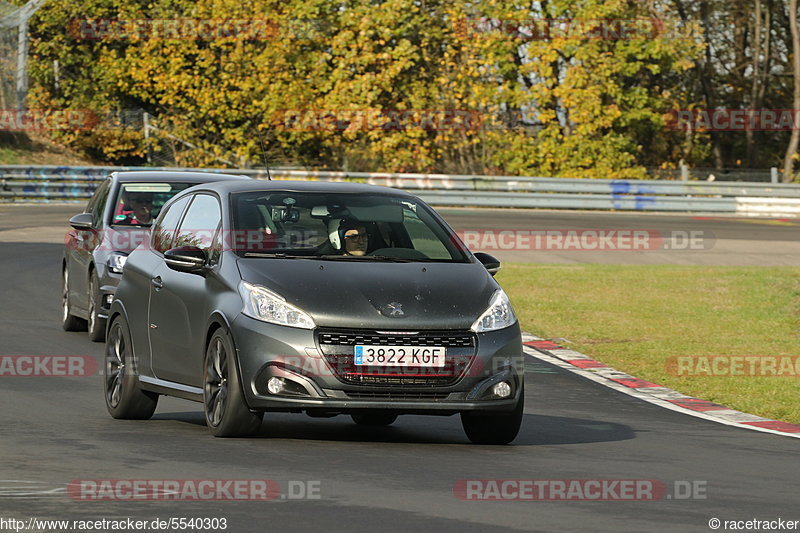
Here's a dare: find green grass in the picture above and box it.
[0,147,21,164]
[498,264,800,424]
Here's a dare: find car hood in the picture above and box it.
[236,258,499,330]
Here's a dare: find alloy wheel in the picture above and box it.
[88,277,97,333]
[105,322,125,408]
[204,337,229,427]
[62,269,70,322]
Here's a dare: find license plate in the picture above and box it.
[354,346,446,368]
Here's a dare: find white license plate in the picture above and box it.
[354,346,446,367]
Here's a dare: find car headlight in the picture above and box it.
[239,281,316,329]
[471,289,516,332]
[107,253,128,274]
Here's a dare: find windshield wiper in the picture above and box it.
[242,252,311,259]
[314,254,419,262]
[243,252,427,262]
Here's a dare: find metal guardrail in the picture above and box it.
[2,165,800,216]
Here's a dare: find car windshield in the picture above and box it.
[110,182,196,227]
[230,191,469,262]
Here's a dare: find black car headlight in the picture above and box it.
[239,281,316,329]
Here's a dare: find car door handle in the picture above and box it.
[151,276,163,290]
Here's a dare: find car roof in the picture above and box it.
[188,179,415,197]
[112,171,251,183]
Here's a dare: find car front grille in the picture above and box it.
[345,391,451,400]
[318,331,474,348]
[317,328,476,387]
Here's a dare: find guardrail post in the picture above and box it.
[771,167,779,184]
[681,164,689,182]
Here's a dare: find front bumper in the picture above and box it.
[230,314,524,415]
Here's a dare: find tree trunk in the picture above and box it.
[699,0,725,168]
[758,0,773,108]
[746,0,763,167]
[783,0,800,182]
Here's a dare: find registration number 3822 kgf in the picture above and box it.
[354,345,446,368]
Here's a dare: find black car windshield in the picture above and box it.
[231,192,469,262]
[110,182,196,227]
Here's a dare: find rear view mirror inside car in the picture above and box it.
[271,205,300,223]
[310,205,329,217]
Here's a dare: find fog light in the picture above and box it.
[492,381,512,398]
[267,377,285,395]
[104,294,114,306]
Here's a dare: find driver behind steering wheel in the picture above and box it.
[339,220,369,256]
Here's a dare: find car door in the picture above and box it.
[67,178,111,314]
[148,194,223,386]
[139,194,192,378]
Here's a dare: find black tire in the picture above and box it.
[461,386,524,445]
[203,329,263,437]
[351,413,398,426]
[87,271,106,342]
[104,316,158,419]
[61,266,86,332]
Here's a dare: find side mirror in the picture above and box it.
[474,252,501,276]
[164,246,207,274]
[69,213,94,231]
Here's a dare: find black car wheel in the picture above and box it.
[461,386,524,445]
[61,266,85,332]
[104,316,158,419]
[351,413,398,426]
[87,271,106,342]
[203,329,263,437]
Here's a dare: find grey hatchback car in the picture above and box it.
[62,171,250,342]
[105,180,524,444]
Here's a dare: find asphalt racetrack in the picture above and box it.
[0,205,798,533]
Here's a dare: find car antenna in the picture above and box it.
[257,130,273,181]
